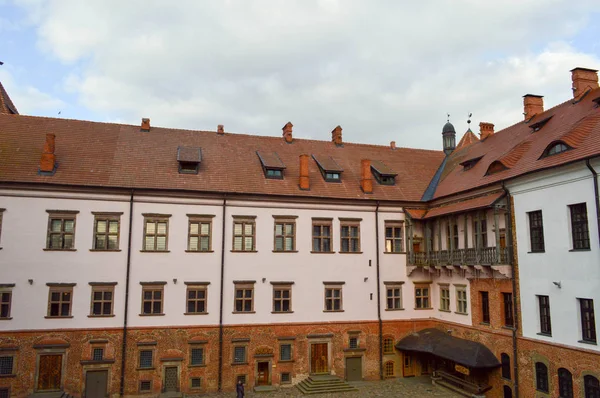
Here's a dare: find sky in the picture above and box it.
[1,0,599,150]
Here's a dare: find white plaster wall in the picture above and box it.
[509,160,600,352]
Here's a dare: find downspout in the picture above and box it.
[502,183,519,398]
[218,197,227,392]
[585,159,600,247]
[120,189,135,397]
[375,201,383,380]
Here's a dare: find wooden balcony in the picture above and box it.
[409,247,510,266]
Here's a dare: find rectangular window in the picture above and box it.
[236,375,247,385]
[280,344,292,361]
[385,222,404,252]
[0,356,13,375]
[190,347,204,366]
[383,338,394,354]
[446,223,459,249]
[456,286,468,314]
[349,337,358,349]
[190,377,202,389]
[281,373,291,384]
[139,350,153,369]
[93,213,120,250]
[46,211,77,250]
[274,219,296,252]
[0,291,11,319]
[90,285,114,316]
[340,222,360,253]
[528,210,545,252]
[439,285,450,311]
[233,346,247,364]
[538,295,552,335]
[570,203,590,250]
[273,285,292,313]
[324,286,343,311]
[142,215,170,251]
[186,285,207,314]
[139,380,152,392]
[473,219,488,248]
[187,216,212,252]
[141,285,164,315]
[233,218,255,252]
[0,209,4,247]
[92,348,104,361]
[312,219,332,252]
[234,283,254,313]
[386,285,403,310]
[47,286,73,317]
[415,284,430,309]
[580,298,596,343]
[481,291,490,324]
[503,293,514,327]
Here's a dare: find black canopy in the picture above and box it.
[395,328,500,369]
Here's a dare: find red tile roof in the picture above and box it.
[405,208,427,219]
[422,191,505,219]
[0,82,18,115]
[456,129,479,149]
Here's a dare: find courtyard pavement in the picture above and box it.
[190,376,461,397]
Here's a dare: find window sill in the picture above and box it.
[43,248,77,252]
[136,367,155,371]
[139,313,165,316]
[278,360,294,363]
[185,250,214,253]
[44,316,74,319]
[383,252,406,255]
[231,362,248,366]
[479,322,490,326]
[578,339,597,346]
[88,314,115,318]
[272,250,299,253]
[527,250,545,254]
[501,326,515,331]
[343,348,366,352]
[0,317,12,320]
[80,359,116,365]
[232,311,256,314]
[385,308,404,311]
[323,310,345,313]
[184,312,209,316]
[230,250,258,253]
[438,309,451,313]
[338,251,363,254]
[454,311,469,316]
[536,332,552,337]
[271,311,294,314]
[310,251,335,254]
[0,374,16,378]
[569,248,591,252]
[139,250,170,253]
[89,249,122,252]
[188,364,207,368]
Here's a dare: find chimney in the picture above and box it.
[282,122,293,143]
[40,133,56,173]
[479,122,495,141]
[571,67,599,98]
[141,118,150,132]
[299,154,310,190]
[217,124,224,135]
[360,159,373,194]
[523,95,544,120]
[390,141,396,150]
[331,125,343,146]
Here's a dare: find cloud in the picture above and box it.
[12,0,600,149]
[0,69,65,114]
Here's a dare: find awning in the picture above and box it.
[405,208,427,219]
[395,328,500,369]
[421,191,505,219]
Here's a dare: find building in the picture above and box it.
[0,67,598,398]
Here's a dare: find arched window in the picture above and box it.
[585,375,600,398]
[485,161,508,176]
[558,368,573,398]
[535,362,549,393]
[541,141,571,158]
[501,353,511,380]
[384,361,395,378]
[503,385,512,398]
[383,338,394,354]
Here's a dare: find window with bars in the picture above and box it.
[503,293,514,327]
[188,218,212,252]
[143,216,169,251]
[456,286,468,314]
[190,377,202,389]
[139,380,151,391]
[501,353,510,380]
[386,285,402,310]
[384,361,395,377]
[439,286,450,311]
[236,374,247,385]
[0,389,8,398]
[0,291,11,319]
[312,220,332,252]
[579,298,596,343]
[234,284,254,313]
[415,285,430,309]
[0,356,13,375]
[139,350,153,369]
[383,338,394,354]
[141,286,163,315]
[233,346,247,364]
[349,337,358,349]
[535,362,549,393]
[385,223,403,252]
[93,214,120,250]
[569,203,590,250]
[90,286,114,316]
[186,286,207,314]
[92,348,104,361]
[528,210,545,252]
[340,223,360,253]
[280,344,292,361]
[47,286,73,317]
[558,368,573,398]
[274,220,295,252]
[273,286,292,313]
[481,291,490,324]
[281,372,291,384]
[324,286,342,311]
[233,219,255,251]
[46,213,77,250]
[190,347,204,365]
[538,295,552,335]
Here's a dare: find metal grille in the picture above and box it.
[0,356,13,375]
[191,377,201,388]
[140,380,151,391]
[280,344,291,361]
[236,375,246,385]
[164,367,178,392]
[281,373,291,384]
[233,346,246,363]
[93,348,104,361]
[349,337,358,349]
[0,389,8,398]
[191,348,204,365]
[139,350,153,368]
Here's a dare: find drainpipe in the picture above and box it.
[375,201,383,380]
[218,197,227,392]
[120,190,135,397]
[502,183,519,398]
[585,159,600,247]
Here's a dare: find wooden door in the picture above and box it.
[85,370,108,398]
[310,343,328,374]
[402,354,415,377]
[37,354,62,391]
[413,242,421,253]
[257,362,269,385]
[163,367,178,392]
[345,357,362,381]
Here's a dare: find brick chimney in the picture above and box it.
[217,124,224,135]
[390,141,396,150]
[523,95,544,120]
[331,125,343,146]
[571,67,599,98]
[40,133,56,173]
[141,118,150,132]
[282,122,293,143]
[479,122,495,141]
[360,159,373,194]
[299,154,310,190]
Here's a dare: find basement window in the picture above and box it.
[177,146,202,175]
[313,154,343,182]
[257,151,286,179]
[540,141,571,158]
[529,115,553,132]
[371,160,397,185]
[485,161,508,176]
[459,156,483,171]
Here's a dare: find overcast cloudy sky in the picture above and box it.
[1,0,599,150]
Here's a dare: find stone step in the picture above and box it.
[435,380,475,398]
[254,385,277,393]
[296,375,358,395]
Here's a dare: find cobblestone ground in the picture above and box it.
[190,376,461,397]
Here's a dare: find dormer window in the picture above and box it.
[540,141,571,158]
[370,160,397,186]
[459,156,483,171]
[485,161,508,176]
[312,155,343,183]
[257,151,286,180]
[177,146,202,175]
[529,115,553,132]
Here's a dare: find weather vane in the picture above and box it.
[447,113,450,122]
[467,112,472,128]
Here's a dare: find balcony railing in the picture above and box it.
[409,247,511,266]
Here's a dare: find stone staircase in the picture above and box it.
[28,393,76,398]
[296,374,358,395]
